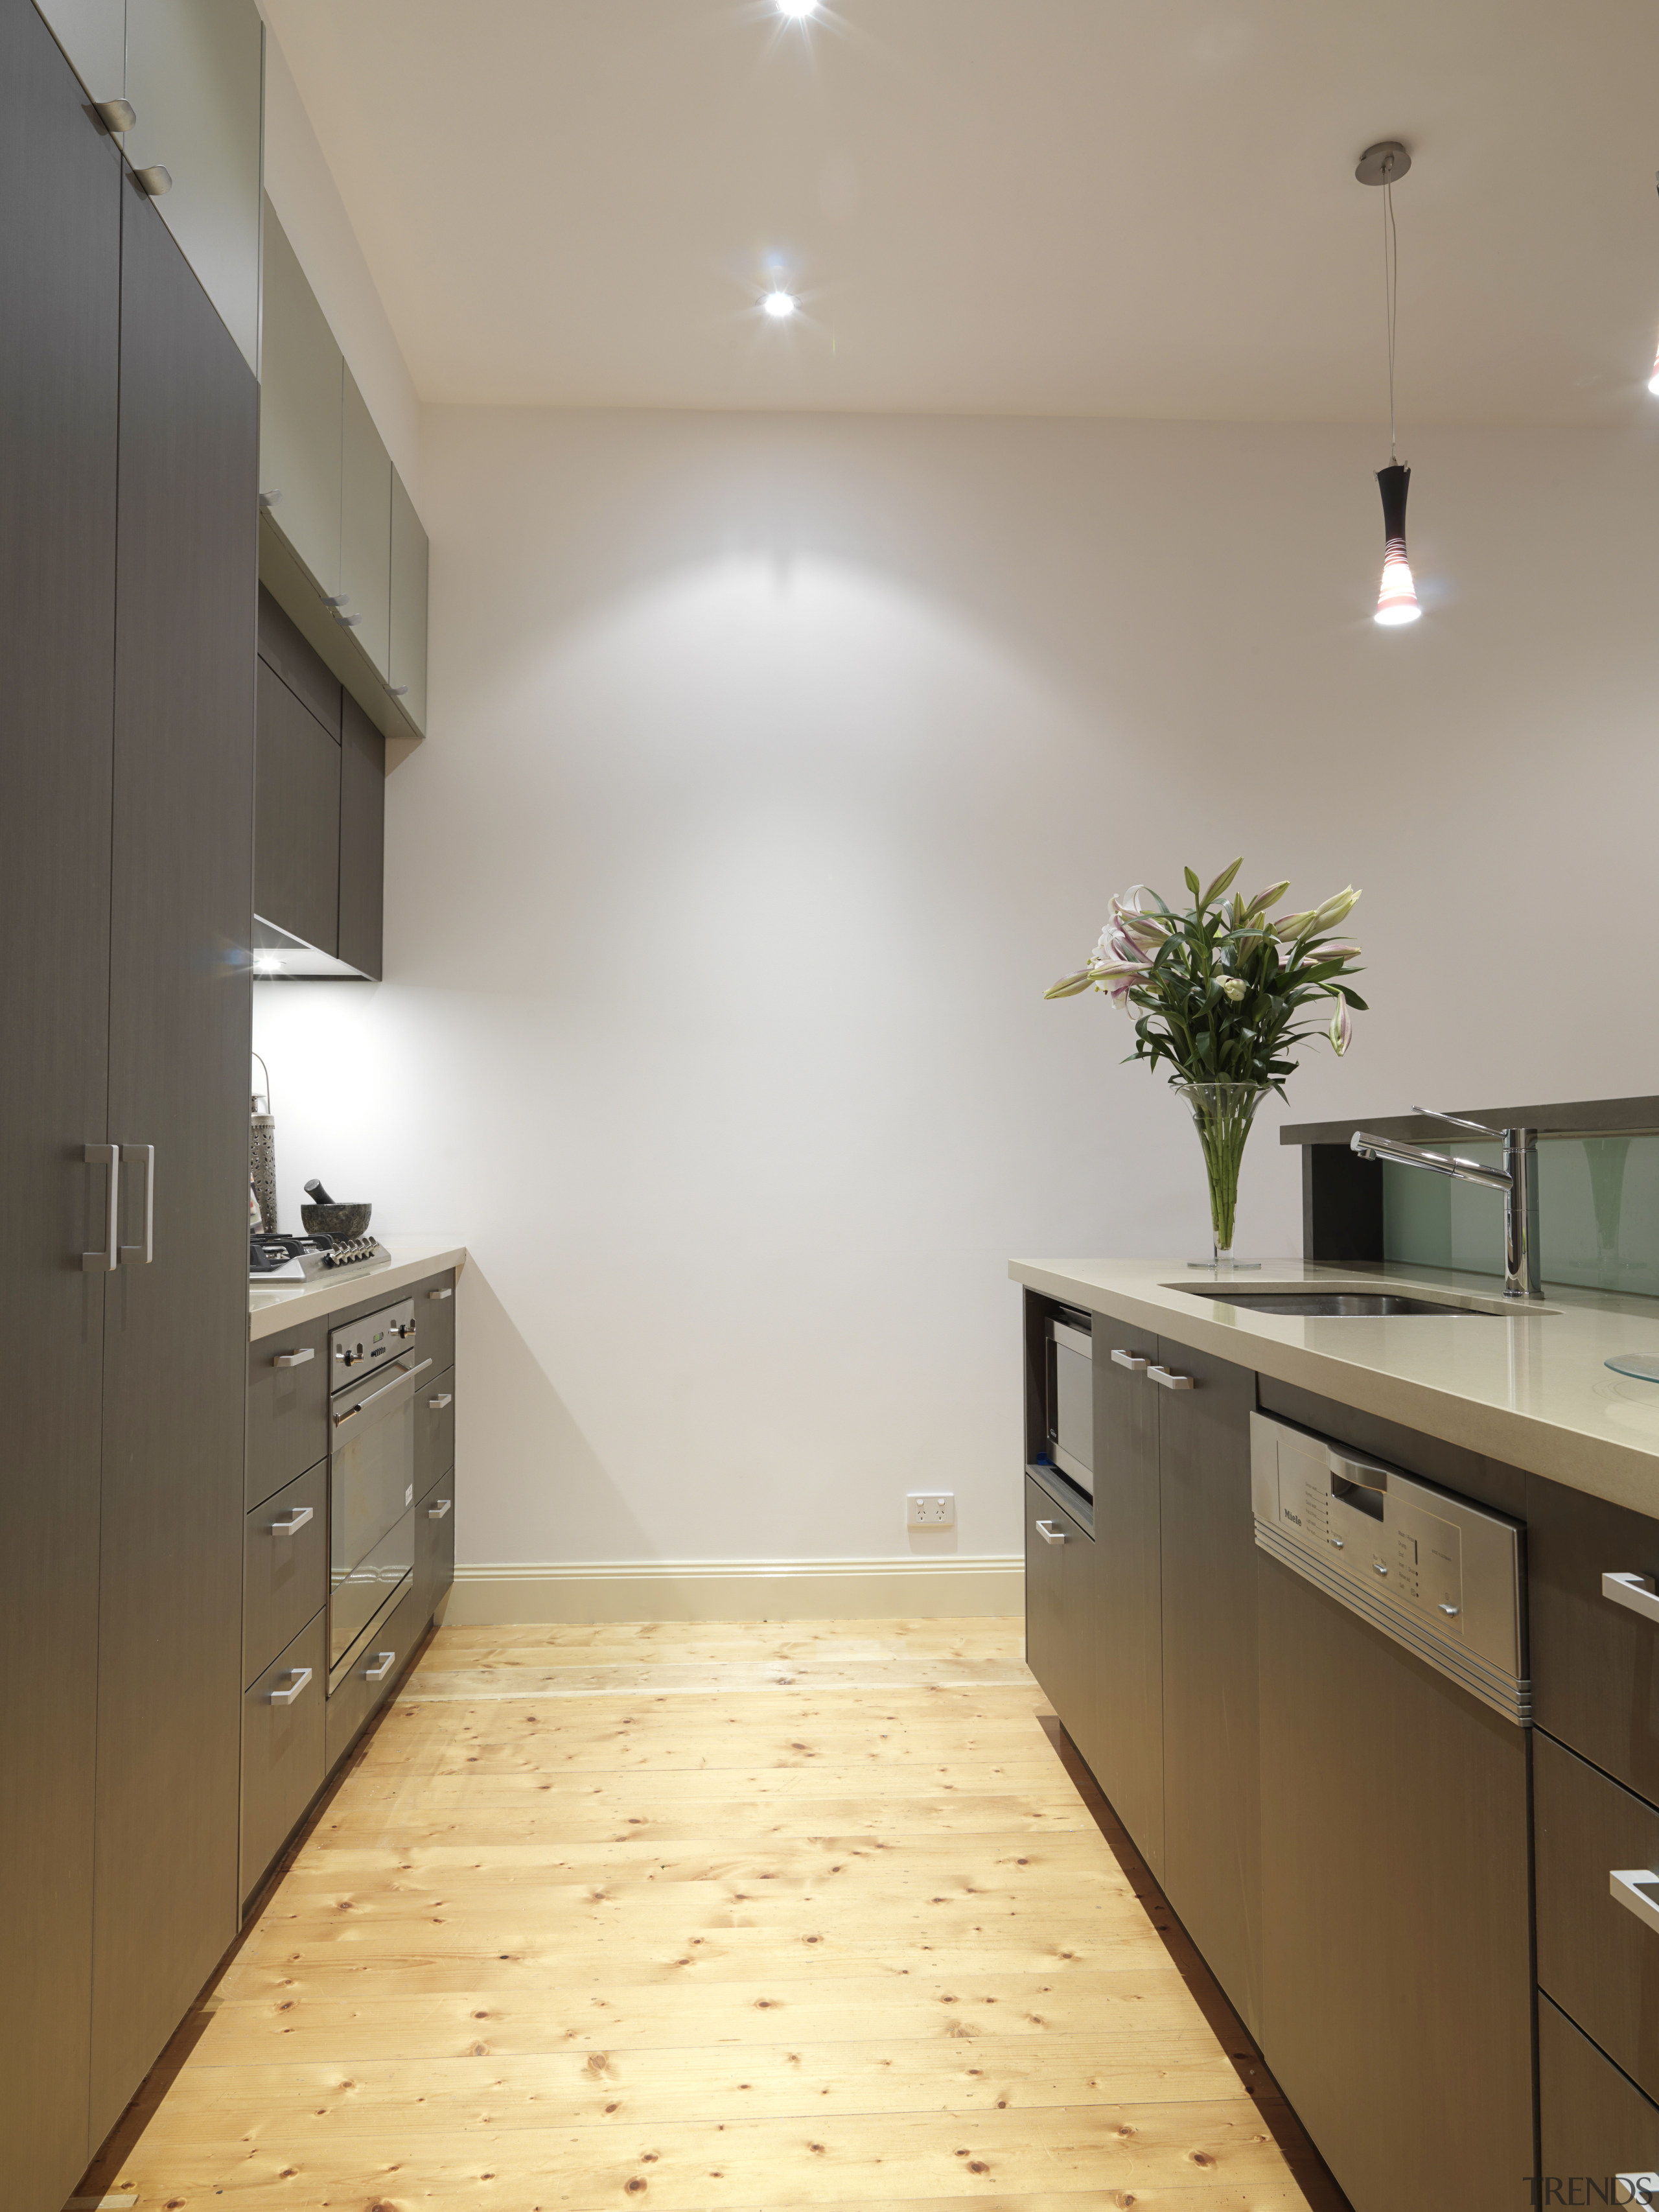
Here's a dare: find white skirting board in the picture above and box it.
[446,1555,1025,1625]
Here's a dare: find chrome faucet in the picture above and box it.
[1349,1108,1542,1303]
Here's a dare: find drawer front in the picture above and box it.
[1529,1469,1659,1804]
[412,1270,456,1373]
[247,1319,329,1510]
[1537,1727,1659,2102]
[326,1583,420,1775]
[243,1461,328,1687]
[241,1610,326,1904]
[1025,1473,1087,1729]
[415,1364,455,1503]
[1539,1990,1659,2192]
[416,1474,456,1624]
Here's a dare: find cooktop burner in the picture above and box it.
[250,1231,391,1282]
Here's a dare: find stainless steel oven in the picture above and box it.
[1043,1304,1094,1497]
[327,1298,430,1690]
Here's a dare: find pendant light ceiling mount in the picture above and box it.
[1354,140,1411,189]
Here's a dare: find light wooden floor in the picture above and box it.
[81,1618,1327,2211]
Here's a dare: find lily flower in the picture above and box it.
[1310,886,1362,931]
[1220,977,1248,1002]
[1327,991,1353,1056]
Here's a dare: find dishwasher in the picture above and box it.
[1250,1411,1535,2212]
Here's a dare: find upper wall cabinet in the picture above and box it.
[259,204,342,600]
[341,368,391,681]
[36,0,263,374]
[257,194,429,749]
[389,469,428,733]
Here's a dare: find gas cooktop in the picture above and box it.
[249,1231,391,1283]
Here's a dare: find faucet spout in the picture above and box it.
[1349,1121,1543,1302]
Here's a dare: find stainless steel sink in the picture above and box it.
[1182,1288,1497,1318]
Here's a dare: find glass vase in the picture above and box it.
[1174,1080,1268,1267]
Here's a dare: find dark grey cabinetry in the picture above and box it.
[1539,1993,1659,2189]
[0,9,120,2200]
[89,163,256,2148]
[339,693,386,979]
[247,1318,330,1509]
[1528,1469,1659,1806]
[1024,1472,1091,1730]
[241,1612,327,1905]
[1154,1336,1262,2036]
[1086,1331,1164,1878]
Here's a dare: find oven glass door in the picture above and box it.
[329,1353,430,1668]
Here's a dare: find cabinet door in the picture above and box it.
[1540,1992,1659,2190]
[0,10,121,2202]
[340,367,391,679]
[1157,1335,1262,2036]
[389,465,429,733]
[34,0,126,100]
[259,198,343,598]
[417,1479,457,1624]
[1085,1337,1164,1878]
[1025,1473,1085,1728]
[124,0,262,372]
[338,690,385,979]
[256,658,340,956]
[90,170,257,2147]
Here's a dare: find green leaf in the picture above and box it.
[1201,857,1243,907]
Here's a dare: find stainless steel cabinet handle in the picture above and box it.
[1110,1349,1147,1371]
[1148,1364,1195,1391]
[258,489,281,509]
[428,1286,452,1301]
[364,1651,396,1682]
[82,1143,119,1272]
[1603,1572,1659,1625]
[332,1355,434,1428]
[95,97,136,132]
[428,1497,452,1520]
[386,683,410,697]
[1035,1520,1067,1546]
[428,1393,452,1410]
[120,1142,154,1264]
[273,1347,315,1368]
[133,165,172,196]
[1612,1868,1659,1937]
[269,1666,312,1706]
[336,611,363,627]
[270,1506,314,1536]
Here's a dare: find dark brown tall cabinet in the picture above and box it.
[1,5,257,2203]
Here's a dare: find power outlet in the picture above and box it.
[907,1492,955,1528]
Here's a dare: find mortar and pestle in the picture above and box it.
[300,1178,373,1240]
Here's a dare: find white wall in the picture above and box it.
[258,13,421,500]
[252,406,1659,1579]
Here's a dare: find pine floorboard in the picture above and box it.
[77,1616,1331,2212]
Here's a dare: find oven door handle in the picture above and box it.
[332,1356,434,1434]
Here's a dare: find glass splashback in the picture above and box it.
[1382,1133,1659,1298]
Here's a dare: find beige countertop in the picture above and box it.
[250,1237,467,1342]
[1009,1255,1659,1517]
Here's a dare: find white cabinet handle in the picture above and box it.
[428,1497,452,1520]
[1035,1520,1067,1546]
[1110,1349,1148,1371]
[428,1286,453,1301]
[1603,1572,1659,1625]
[365,1651,396,1682]
[82,1142,119,1272]
[270,1505,314,1536]
[1611,1868,1659,1935]
[1148,1364,1196,1391]
[134,165,172,196]
[428,1393,452,1410]
[273,1346,315,1369]
[120,1142,154,1264]
[269,1666,312,1706]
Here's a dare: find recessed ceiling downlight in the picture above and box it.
[778,0,818,16]
[763,288,798,319]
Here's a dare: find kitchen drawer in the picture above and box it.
[1539,1990,1659,2193]
[416,1474,456,1625]
[413,1270,456,1371]
[1529,1471,1659,1805]
[1537,1727,1659,2102]
[1025,1471,1091,1740]
[243,1461,327,1688]
[247,1320,329,1511]
[326,1583,420,1775]
[241,1610,325,1905]
[416,1365,455,1502]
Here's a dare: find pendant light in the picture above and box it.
[1356,140,1421,626]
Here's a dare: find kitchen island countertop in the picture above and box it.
[250,1236,467,1342]
[1011,1255,1659,1515]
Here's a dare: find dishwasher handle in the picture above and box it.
[1612,1868,1659,1937]
[1603,1572,1659,1626]
[1035,1520,1068,1546]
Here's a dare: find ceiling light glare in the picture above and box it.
[762,288,797,319]
[1647,340,1659,395]
[778,0,818,17]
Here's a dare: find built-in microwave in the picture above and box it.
[1043,1304,1095,1498]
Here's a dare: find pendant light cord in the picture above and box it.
[1382,167,1400,461]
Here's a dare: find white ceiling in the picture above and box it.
[264,0,1659,424]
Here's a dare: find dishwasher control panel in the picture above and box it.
[1251,1410,1527,1721]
